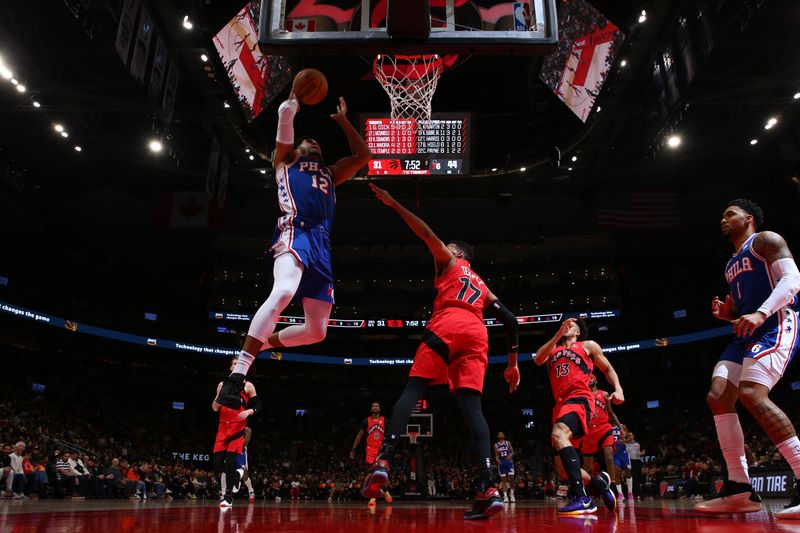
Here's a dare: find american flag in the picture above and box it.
[596,189,681,229]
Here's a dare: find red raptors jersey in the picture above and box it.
[431,259,488,320]
[218,387,249,426]
[591,390,610,426]
[362,416,386,450]
[547,341,594,403]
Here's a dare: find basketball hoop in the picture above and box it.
[373,54,444,123]
[407,430,420,445]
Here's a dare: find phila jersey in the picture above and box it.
[725,232,799,333]
[495,441,511,460]
[276,155,336,232]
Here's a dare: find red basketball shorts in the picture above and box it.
[366,448,379,465]
[552,395,594,439]
[213,422,247,454]
[579,422,615,455]
[409,308,489,394]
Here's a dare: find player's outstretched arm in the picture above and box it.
[734,231,800,337]
[329,97,372,185]
[533,319,575,366]
[274,95,300,168]
[590,343,624,404]
[237,382,262,420]
[485,292,520,393]
[369,183,455,273]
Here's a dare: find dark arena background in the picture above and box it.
[3,0,800,531]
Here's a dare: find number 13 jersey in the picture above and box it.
[547,341,595,404]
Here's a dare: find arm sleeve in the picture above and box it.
[276,98,299,145]
[248,395,263,415]
[487,299,519,353]
[757,258,800,317]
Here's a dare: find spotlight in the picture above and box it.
[249,155,255,161]
[491,168,498,172]
[74,145,82,152]
[750,139,758,145]
[568,167,573,171]
[765,117,778,130]
[182,15,193,30]
[596,106,601,112]
[223,101,231,108]
[260,169,267,175]
[149,139,163,152]
[16,84,25,93]
[639,10,647,23]
[794,92,800,100]
[32,101,40,108]
[620,59,627,67]
[60,131,69,138]
[0,62,11,80]
[10,78,18,85]
[520,167,526,172]
[571,155,578,162]
[54,124,64,133]
[245,148,250,153]
[666,135,681,148]
[201,54,208,62]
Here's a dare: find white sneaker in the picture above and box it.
[503,495,508,503]
[510,493,516,503]
[220,496,233,508]
[694,481,761,514]
[777,481,800,520]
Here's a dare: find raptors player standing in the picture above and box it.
[350,402,392,506]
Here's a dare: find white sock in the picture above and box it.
[220,473,226,495]
[616,484,622,494]
[232,351,255,376]
[714,413,750,484]
[626,478,633,495]
[777,437,800,478]
[245,478,254,494]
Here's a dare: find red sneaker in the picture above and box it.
[464,487,504,520]
[361,459,390,499]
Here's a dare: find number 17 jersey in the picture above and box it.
[431,258,488,321]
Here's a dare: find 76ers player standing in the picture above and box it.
[350,402,392,506]
[215,94,371,408]
[535,318,623,514]
[696,199,800,517]
[362,184,521,520]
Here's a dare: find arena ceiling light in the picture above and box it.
[260,169,267,174]
[794,92,800,100]
[32,101,40,108]
[54,124,64,133]
[74,145,82,152]
[201,54,208,62]
[10,78,18,85]
[0,59,12,80]
[149,139,163,152]
[519,167,526,172]
[249,155,254,161]
[620,59,627,67]
[491,168,498,172]
[60,131,69,138]
[666,134,682,148]
[750,139,758,146]
[638,10,647,23]
[223,101,230,108]
[182,16,193,30]
[16,84,25,93]
[765,117,778,130]
[571,155,578,162]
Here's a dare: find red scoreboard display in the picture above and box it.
[360,113,471,176]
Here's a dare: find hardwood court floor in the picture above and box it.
[3,497,800,532]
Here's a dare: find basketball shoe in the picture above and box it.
[215,373,245,409]
[463,487,504,520]
[361,459,390,499]
[694,480,762,513]
[219,495,233,508]
[777,479,800,519]
[559,494,597,515]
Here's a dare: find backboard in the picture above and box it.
[402,413,433,439]
[258,0,558,55]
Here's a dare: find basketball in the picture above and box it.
[292,68,328,106]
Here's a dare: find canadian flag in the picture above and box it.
[154,191,225,228]
[287,18,317,32]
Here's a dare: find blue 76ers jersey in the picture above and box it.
[725,233,799,333]
[495,441,511,460]
[276,155,336,232]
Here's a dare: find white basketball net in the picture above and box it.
[373,54,444,123]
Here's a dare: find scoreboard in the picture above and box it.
[360,113,471,176]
